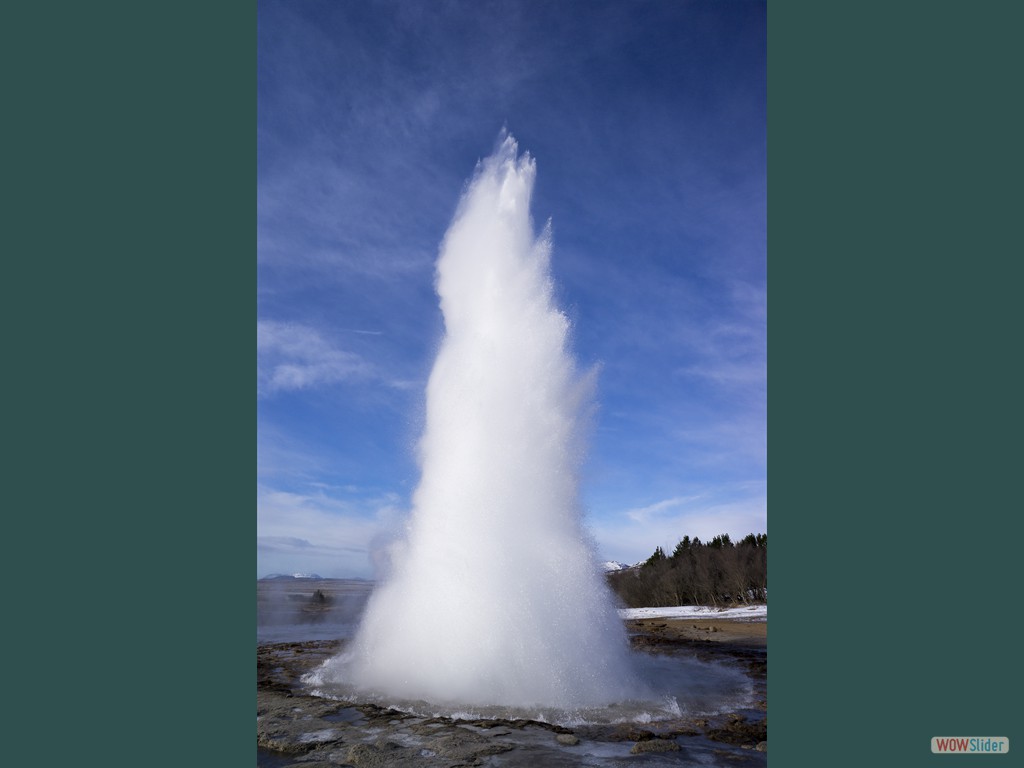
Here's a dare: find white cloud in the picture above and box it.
[590,491,767,566]
[257,320,373,396]
[257,484,408,578]
[257,422,330,483]
[624,495,704,523]
[257,536,315,552]
[257,319,428,397]
[677,359,765,388]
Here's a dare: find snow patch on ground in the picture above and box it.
[618,605,767,622]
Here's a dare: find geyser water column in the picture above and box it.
[324,134,637,709]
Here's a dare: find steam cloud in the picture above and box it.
[316,134,638,708]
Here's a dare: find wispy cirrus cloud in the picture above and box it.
[590,491,767,566]
[625,495,705,524]
[257,319,375,396]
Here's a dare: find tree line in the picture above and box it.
[607,533,767,608]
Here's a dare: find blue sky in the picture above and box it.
[258,0,766,578]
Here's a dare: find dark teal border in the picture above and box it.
[10,0,1021,764]
[4,2,253,763]
[771,1,1021,765]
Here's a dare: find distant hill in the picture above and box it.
[260,573,324,581]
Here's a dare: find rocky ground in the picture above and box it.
[257,616,767,767]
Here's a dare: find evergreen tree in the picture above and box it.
[671,535,691,558]
[643,546,667,568]
[607,531,767,608]
[709,533,733,549]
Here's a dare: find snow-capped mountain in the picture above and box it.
[601,561,631,572]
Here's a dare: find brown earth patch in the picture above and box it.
[626,616,766,647]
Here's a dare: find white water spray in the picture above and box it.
[315,134,638,710]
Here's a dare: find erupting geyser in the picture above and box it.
[314,134,638,710]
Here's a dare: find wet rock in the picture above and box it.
[257,732,306,754]
[706,715,767,746]
[408,722,449,736]
[666,726,701,737]
[606,725,657,742]
[256,690,350,754]
[631,739,681,754]
[466,717,569,734]
[425,728,516,761]
[345,739,422,767]
[257,620,768,766]
[712,748,750,762]
[356,703,414,726]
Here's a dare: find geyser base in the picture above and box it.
[258,617,768,767]
[302,649,755,728]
